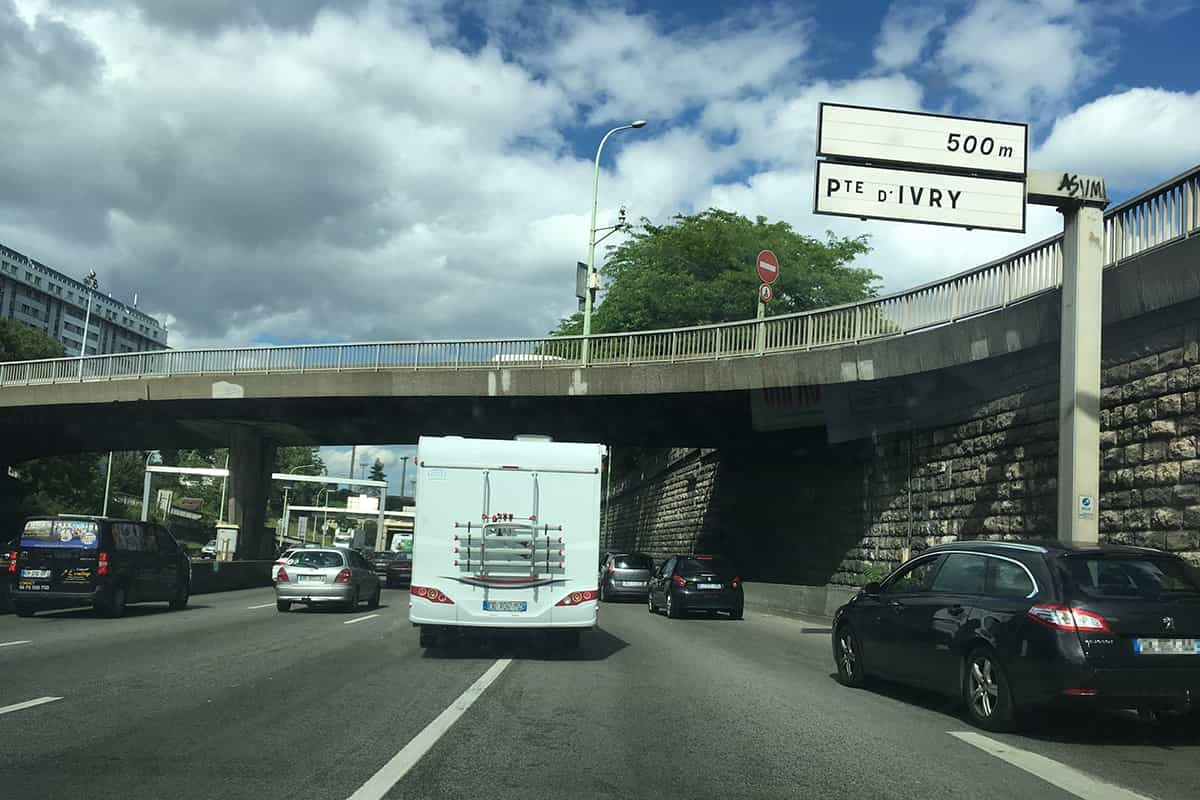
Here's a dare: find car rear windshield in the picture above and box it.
[676,557,735,578]
[1059,555,1200,599]
[289,551,344,569]
[615,554,652,570]
[21,519,100,549]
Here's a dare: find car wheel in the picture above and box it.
[419,626,436,648]
[647,592,657,614]
[600,581,609,603]
[367,586,381,609]
[964,646,1018,731]
[345,588,359,612]
[834,625,867,688]
[730,604,744,620]
[169,581,190,610]
[276,600,291,613]
[666,590,681,619]
[13,602,35,618]
[105,585,127,618]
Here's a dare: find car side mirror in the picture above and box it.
[862,581,882,596]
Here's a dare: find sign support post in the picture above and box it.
[1028,171,1108,545]
[755,250,779,355]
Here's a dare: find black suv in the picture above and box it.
[832,540,1200,730]
[7,516,192,618]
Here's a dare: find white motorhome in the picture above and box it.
[410,435,605,650]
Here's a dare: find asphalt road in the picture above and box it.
[2,588,1198,800]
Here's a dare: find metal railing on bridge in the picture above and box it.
[1,166,1197,387]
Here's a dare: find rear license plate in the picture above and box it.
[298,575,325,583]
[20,569,51,579]
[621,581,645,588]
[482,600,527,612]
[1134,638,1200,655]
[697,583,722,590]
[17,581,49,591]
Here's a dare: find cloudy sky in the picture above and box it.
[3,0,1198,473]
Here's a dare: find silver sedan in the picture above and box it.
[275,548,381,612]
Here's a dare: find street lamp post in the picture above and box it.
[582,120,646,365]
[78,271,98,378]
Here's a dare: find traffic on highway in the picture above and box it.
[3,435,1199,799]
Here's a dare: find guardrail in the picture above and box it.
[1,166,1196,387]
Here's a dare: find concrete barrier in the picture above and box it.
[189,560,274,595]
[743,581,859,621]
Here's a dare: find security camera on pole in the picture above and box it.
[813,102,1108,546]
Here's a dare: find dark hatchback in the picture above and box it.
[832,540,1200,730]
[648,555,743,619]
[7,516,192,618]
[599,552,653,601]
[371,551,412,588]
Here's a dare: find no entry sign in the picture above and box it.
[756,250,779,284]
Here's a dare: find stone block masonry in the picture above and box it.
[602,298,1200,587]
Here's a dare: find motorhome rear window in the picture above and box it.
[21,519,100,549]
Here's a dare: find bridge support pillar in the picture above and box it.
[227,427,276,559]
[1056,204,1105,546]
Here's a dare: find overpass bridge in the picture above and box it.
[1,165,1197,555]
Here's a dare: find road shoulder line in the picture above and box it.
[948,730,1152,800]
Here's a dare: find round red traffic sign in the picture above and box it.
[756,249,779,284]
[758,283,773,303]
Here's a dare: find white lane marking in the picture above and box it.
[0,640,32,649]
[0,696,62,716]
[347,658,513,800]
[343,613,380,625]
[948,731,1152,800]
[247,603,276,609]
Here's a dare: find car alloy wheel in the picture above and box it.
[968,655,999,718]
[964,647,1017,731]
[835,626,865,687]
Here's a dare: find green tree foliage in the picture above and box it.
[369,458,386,482]
[269,446,326,523]
[554,209,877,334]
[0,319,65,361]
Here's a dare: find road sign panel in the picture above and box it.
[756,250,779,284]
[758,283,773,303]
[818,103,1027,177]
[814,160,1026,233]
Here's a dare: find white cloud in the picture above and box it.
[873,2,945,71]
[319,444,416,486]
[936,0,1106,118]
[1034,87,1200,190]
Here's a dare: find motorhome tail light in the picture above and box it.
[671,575,687,588]
[556,589,598,606]
[276,567,290,583]
[97,551,110,577]
[1027,604,1111,633]
[334,568,352,584]
[412,586,454,605]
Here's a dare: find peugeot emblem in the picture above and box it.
[1163,616,1176,631]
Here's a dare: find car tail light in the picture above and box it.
[334,568,352,584]
[671,575,687,588]
[1062,688,1099,696]
[607,564,616,575]
[97,551,110,576]
[276,567,289,583]
[6,551,16,574]
[1027,604,1110,633]
[556,589,598,606]
[731,576,741,590]
[411,586,454,604]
